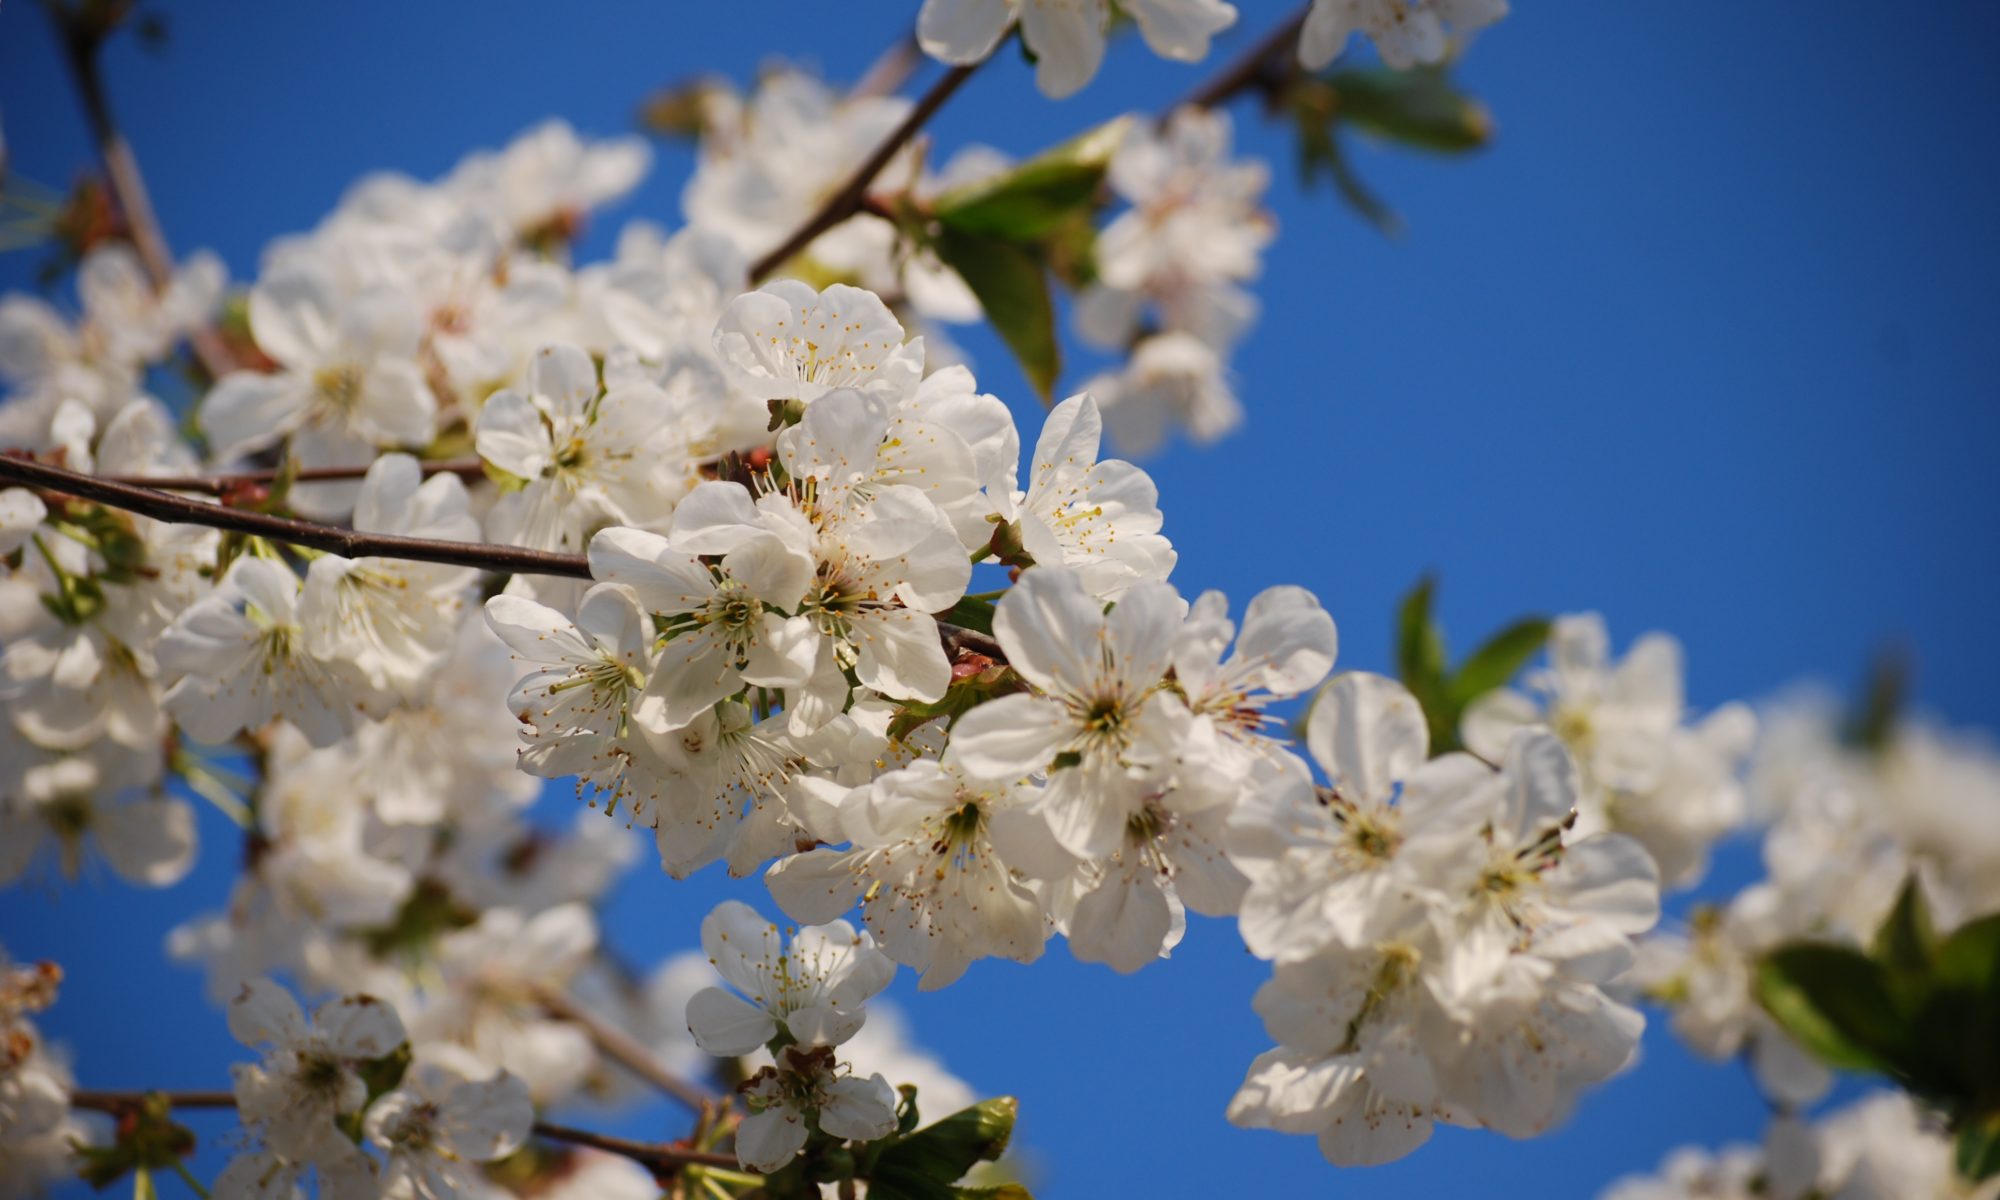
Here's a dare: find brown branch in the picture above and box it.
[1174,6,1310,114]
[70,1089,238,1113]
[535,988,719,1112]
[533,1121,743,1174]
[0,452,591,579]
[97,458,489,498]
[0,451,1008,662]
[44,1,236,381]
[748,61,982,282]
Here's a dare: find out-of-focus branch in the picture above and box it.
[852,29,924,100]
[534,987,719,1112]
[43,0,237,381]
[96,457,489,497]
[70,1089,237,1114]
[1175,6,1310,114]
[748,61,982,282]
[533,1121,744,1173]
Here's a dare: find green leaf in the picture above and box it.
[1291,86,1402,236]
[1841,647,1908,753]
[1395,575,1450,744]
[871,1098,1017,1191]
[1936,913,2000,992]
[940,596,995,637]
[1445,617,1551,709]
[1957,1112,2000,1183]
[1754,943,1908,1073]
[1871,875,1938,976]
[1327,67,1494,153]
[933,118,1128,240]
[932,229,1059,401]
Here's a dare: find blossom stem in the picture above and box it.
[531,1121,746,1173]
[1174,6,1310,114]
[169,1159,212,1199]
[747,61,982,282]
[42,0,236,381]
[532,987,721,1111]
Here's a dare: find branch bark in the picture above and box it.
[534,988,720,1112]
[44,1,237,381]
[68,1090,743,1175]
[0,452,592,579]
[748,61,981,282]
[1175,7,1310,114]
[94,458,488,498]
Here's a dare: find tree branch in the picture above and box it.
[44,1,237,381]
[70,1089,237,1113]
[0,452,592,579]
[532,1121,744,1174]
[95,458,489,498]
[68,1090,742,1175]
[748,61,981,282]
[534,988,720,1112]
[1175,7,1310,114]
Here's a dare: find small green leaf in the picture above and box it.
[1841,648,1908,753]
[940,596,995,637]
[1957,1112,2000,1183]
[895,1084,922,1135]
[1935,913,2000,992]
[1754,944,1907,1073]
[1445,617,1551,709]
[933,118,1129,240]
[1395,575,1450,744]
[1871,875,1938,976]
[932,229,1059,401]
[871,1098,1017,1190]
[1327,67,1493,153]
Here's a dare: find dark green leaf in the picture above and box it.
[1293,91,1403,237]
[933,119,1128,240]
[1445,617,1551,709]
[1394,575,1449,743]
[940,596,995,637]
[1841,647,1908,753]
[1936,914,2000,992]
[1871,875,1938,976]
[1327,67,1493,153]
[1957,1112,2000,1183]
[1755,943,1908,1073]
[872,1098,1017,1188]
[932,229,1059,401]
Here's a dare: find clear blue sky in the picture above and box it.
[3,2,1997,1196]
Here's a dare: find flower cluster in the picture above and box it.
[0,950,88,1199]
[220,977,533,1198]
[1226,672,1659,1164]
[1627,696,2000,1108]
[1600,1091,1991,1200]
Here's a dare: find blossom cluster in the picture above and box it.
[1627,696,2000,1108]
[0,952,88,1198]
[1599,1090,1996,1200]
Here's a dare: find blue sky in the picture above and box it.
[3,2,1998,1196]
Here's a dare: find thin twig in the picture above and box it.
[0,452,592,579]
[748,61,981,282]
[535,988,719,1112]
[44,2,236,381]
[97,458,489,498]
[851,30,924,100]
[70,1089,238,1113]
[1175,6,1310,114]
[533,1121,743,1173]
